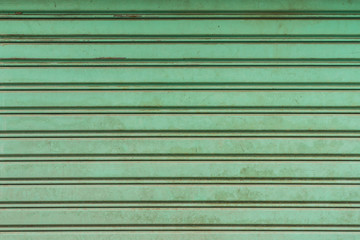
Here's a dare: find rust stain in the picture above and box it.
[95,57,127,60]
[113,14,141,18]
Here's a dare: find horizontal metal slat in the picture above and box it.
[1,138,360,154]
[2,208,360,225]
[2,185,360,202]
[2,68,360,89]
[1,161,360,179]
[1,115,359,132]
[1,20,360,36]
[1,91,360,107]
[1,43,360,60]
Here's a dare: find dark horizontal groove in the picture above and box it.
[3,106,360,109]
[1,153,359,157]
[4,184,356,187]
[4,207,359,209]
[3,112,358,115]
[2,82,360,91]
[4,58,360,62]
[4,224,360,226]
[3,83,360,87]
[4,130,360,133]
[3,156,360,162]
[4,17,360,20]
[3,201,360,209]
[3,40,360,44]
[4,207,354,209]
[3,10,360,19]
[3,58,360,68]
[3,34,360,43]
[2,106,360,115]
[3,177,360,180]
[3,34,360,38]
[4,16,360,20]
[3,10,360,14]
[2,112,360,115]
[5,40,360,44]
[2,153,359,162]
[4,41,360,44]
[3,224,360,227]
[3,230,360,233]
[2,136,358,139]
[2,130,360,138]
[3,183,358,186]
[2,179,360,188]
[15,63,360,68]
[2,82,360,86]
[4,201,360,204]
[3,136,356,139]
[3,89,360,91]
[4,204,360,209]
[4,160,360,162]
[2,178,360,186]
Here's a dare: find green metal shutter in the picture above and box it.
[1,0,360,239]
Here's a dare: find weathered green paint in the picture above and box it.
[2,138,360,154]
[2,44,360,62]
[0,67,360,84]
[2,208,360,225]
[1,0,360,239]
[2,20,360,35]
[3,162,360,178]
[2,115,360,131]
[2,91,360,107]
[2,184,360,202]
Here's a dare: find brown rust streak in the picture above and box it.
[95,57,127,60]
[113,14,141,18]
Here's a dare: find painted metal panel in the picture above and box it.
[1,0,360,239]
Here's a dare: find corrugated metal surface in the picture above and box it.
[1,0,360,239]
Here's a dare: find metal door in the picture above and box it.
[1,0,360,239]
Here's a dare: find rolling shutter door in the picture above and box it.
[1,0,360,239]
